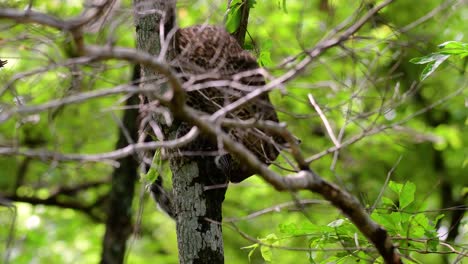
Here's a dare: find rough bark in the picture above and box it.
[170,154,226,264]
[100,66,140,264]
[133,1,227,263]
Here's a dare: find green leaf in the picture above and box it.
[260,245,272,262]
[388,181,403,194]
[409,213,428,237]
[259,51,273,66]
[411,41,468,81]
[438,41,468,55]
[372,211,401,233]
[427,238,439,251]
[242,243,258,262]
[399,182,416,209]
[144,149,161,182]
[381,197,395,207]
[409,53,448,64]
[242,243,259,249]
[413,213,429,228]
[259,234,278,262]
[439,49,468,56]
[419,55,450,81]
[225,0,243,33]
[262,233,278,244]
[258,40,274,66]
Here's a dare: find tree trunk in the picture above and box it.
[169,155,226,264]
[133,1,227,263]
[100,66,140,264]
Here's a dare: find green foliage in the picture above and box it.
[388,181,416,209]
[372,181,446,256]
[144,149,162,183]
[243,233,279,263]
[410,41,468,81]
[245,181,448,263]
[225,0,245,33]
[258,39,273,66]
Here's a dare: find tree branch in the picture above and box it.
[0,1,114,30]
[1,193,105,222]
[0,127,198,163]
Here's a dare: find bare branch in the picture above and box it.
[400,0,459,33]
[0,0,114,30]
[308,93,340,148]
[222,221,378,253]
[225,199,328,222]
[0,127,198,163]
[1,192,105,222]
[306,86,464,163]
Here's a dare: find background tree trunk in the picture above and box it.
[133,1,227,263]
[100,66,140,264]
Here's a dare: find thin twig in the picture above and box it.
[308,93,340,148]
[370,156,402,213]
